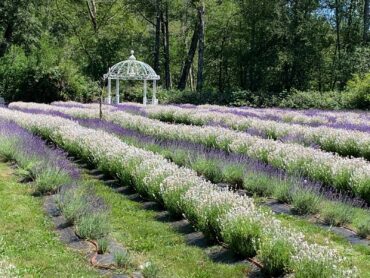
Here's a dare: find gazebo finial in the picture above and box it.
[129,50,136,60]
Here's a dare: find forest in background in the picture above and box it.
[0,0,369,109]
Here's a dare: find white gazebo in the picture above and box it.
[103,50,160,105]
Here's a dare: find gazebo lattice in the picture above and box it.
[103,50,160,105]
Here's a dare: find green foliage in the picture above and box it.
[57,188,89,224]
[354,218,370,238]
[243,172,275,197]
[320,202,354,226]
[346,73,370,109]
[192,158,223,184]
[97,237,109,254]
[279,89,345,110]
[0,42,99,103]
[222,165,244,187]
[142,262,160,278]
[113,250,131,268]
[291,188,321,215]
[258,238,293,276]
[159,88,220,105]
[272,180,292,203]
[34,168,71,194]
[221,217,261,258]
[75,212,111,240]
[0,0,369,107]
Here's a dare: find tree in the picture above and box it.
[161,1,171,89]
[178,20,199,90]
[0,0,42,58]
[154,0,161,73]
[365,0,369,42]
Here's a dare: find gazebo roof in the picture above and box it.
[104,50,160,81]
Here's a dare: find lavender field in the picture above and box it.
[1,102,370,277]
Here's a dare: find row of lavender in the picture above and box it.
[0,118,111,245]
[0,119,79,193]
[183,104,370,130]
[0,107,357,277]
[10,102,370,203]
[52,101,370,132]
[118,104,370,161]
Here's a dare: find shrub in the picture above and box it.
[279,89,344,110]
[291,188,321,215]
[320,202,354,226]
[34,168,71,194]
[114,250,131,268]
[294,258,337,278]
[0,43,99,104]
[97,237,109,254]
[57,189,89,224]
[258,238,293,276]
[221,217,262,257]
[272,180,292,203]
[159,88,219,105]
[0,139,17,162]
[75,213,110,240]
[346,73,370,109]
[192,158,223,184]
[354,218,370,238]
[223,164,245,187]
[142,262,160,278]
[243,172,274,196]
[170,149,189,166]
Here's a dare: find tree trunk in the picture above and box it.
[87,0,98,32]
[335,0,341,59]
[218,35,226,94]
[196,1,205,92]
[0,23,14,58]
[364,0,369,42]
[154,0,161,73]
[161,2,171,89]
[330,0,341,89]
[189,65,195,91]
[178,21,199,90]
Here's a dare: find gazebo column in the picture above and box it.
[152,80,157,105]
[107,78,112,104]
[143,80,147,106]
[115,79,120,104]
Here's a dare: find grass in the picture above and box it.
[0,161,99,277]
[87,175,249,278]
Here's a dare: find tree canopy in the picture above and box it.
[0,0,369,106]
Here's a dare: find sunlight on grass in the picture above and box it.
[0,162,99,277]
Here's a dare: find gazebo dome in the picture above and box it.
[104,51,160,81]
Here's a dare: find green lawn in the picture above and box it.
[88,176,250,278]
[0,162,99,277]
[0,161,249,278]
